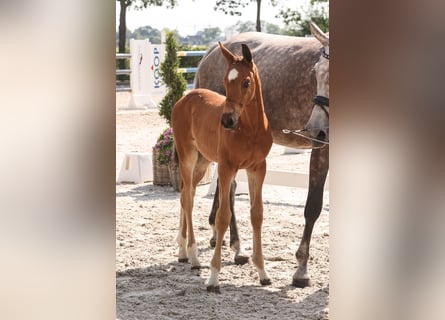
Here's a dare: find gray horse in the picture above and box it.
[193,23,329,287]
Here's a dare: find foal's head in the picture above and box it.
[218,42,259,130]
[304,22,330,146]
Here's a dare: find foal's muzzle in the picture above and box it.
[221,112,238,130]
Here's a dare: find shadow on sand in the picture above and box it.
[117,261,328,320]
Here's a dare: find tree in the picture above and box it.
[262,22,283,34]
[277,0,329,36]
[235,20,256,33]
[117,0,178,71]
[158,31,187,126]
[132,25,162,43]
[199,27,223,45]
[214,0,279,32]
[228,20,285,34]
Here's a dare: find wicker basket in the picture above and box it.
[152,148,171,186]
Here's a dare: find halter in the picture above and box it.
[321,47,329,60]
[313,47,329,117]
[313,95,329,118]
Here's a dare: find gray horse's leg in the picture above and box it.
[293,146,329,287]
[209,179,249,265]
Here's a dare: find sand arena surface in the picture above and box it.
[116,92,329,319]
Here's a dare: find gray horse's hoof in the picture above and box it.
[260,278,272,286]
[206,285,221,294]
[178,258,188,263]
[191,265,201,270]
[292,278,311,288]
[234,254,250,265]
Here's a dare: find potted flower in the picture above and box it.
[154,128,174,166]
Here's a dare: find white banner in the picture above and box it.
[148,44,166,97]
[127,40,166,109]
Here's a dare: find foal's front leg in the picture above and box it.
[207,169,236,293]
[247,161,271,286]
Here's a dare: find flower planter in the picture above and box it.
[152,147,171,186]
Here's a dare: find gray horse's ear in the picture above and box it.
[310,21,329,46]
[241,44,252,63]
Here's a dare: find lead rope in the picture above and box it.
[282,129,329,145]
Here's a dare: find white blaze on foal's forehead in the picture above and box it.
[228,68,239,81]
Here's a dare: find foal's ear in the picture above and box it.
[241,44,252,63]
[219,42,236,64]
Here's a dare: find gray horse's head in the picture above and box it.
[302,22,329,147]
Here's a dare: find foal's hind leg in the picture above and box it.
[176,150,202,269]
[293,146,329,287]
[181,152,211,269]
[209,179,250,265]
[177,207,188,263]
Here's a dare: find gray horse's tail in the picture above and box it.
[193,42,219,89]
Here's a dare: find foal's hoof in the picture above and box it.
[292,278,311,288]
[206,285,221,294]
[209,238,227,248]
[260,278,272,286]
[234,253,250,265]
[178,258,189,263]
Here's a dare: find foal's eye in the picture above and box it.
[242,80,250,88]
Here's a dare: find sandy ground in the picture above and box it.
[116,92,329,319]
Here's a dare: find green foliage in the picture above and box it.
[116,0,178,10]
[226,20,286,35]
[158,31,187,126]
[263,22,283,35]
[132,25,161,43]
[214,0,279,16]
[214,0,279,32]
[278,0,329,36]
[235,20,256,32]
[117,0,179,58]
[135,0,178,10]
[214,0,248,16]
[199,27,223,45]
